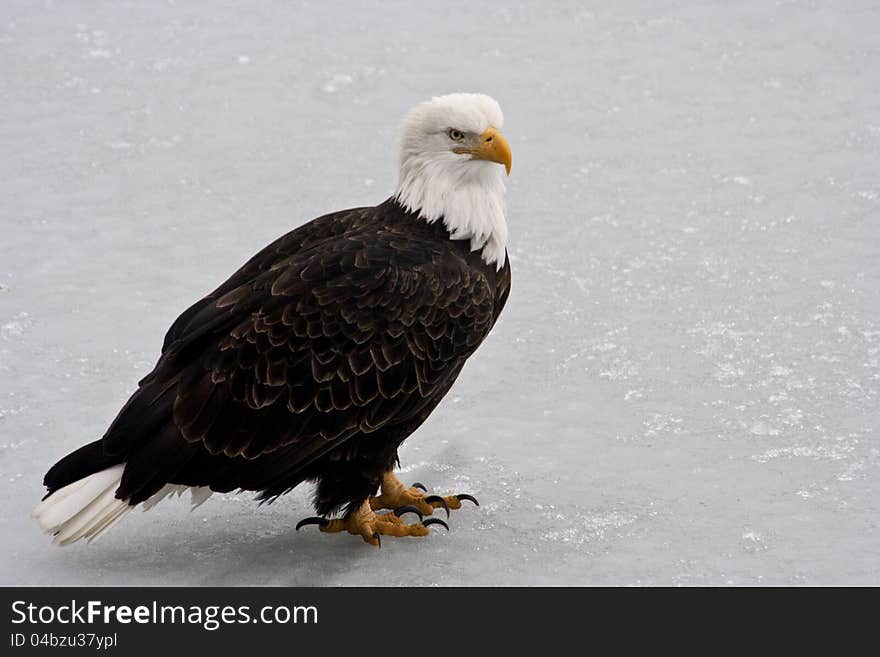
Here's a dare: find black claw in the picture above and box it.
[393,505,424,520]
[456,493,480,507]
[424,495,451,519]
[373,532,381,548]
[423,517,450,531]
[295,517,329,531]
[411,482,428,492]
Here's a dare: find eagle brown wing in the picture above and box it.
[107,217,499,504]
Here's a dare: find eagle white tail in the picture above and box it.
[31,465,130,546]
[32,465,215,546]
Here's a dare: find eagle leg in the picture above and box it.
[296,500,447,547]
[369,472,480,519]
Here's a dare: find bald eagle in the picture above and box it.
[33,93,512,546]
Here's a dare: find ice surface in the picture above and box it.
[1,1,878,585]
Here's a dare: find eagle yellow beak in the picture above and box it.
[472,127,512,175]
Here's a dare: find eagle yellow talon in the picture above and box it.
[298,501,432,546]
[297,472,474,546]
[369,473,476,518]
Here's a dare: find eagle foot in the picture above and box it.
[296,501,448,547]
[369,473,480,519]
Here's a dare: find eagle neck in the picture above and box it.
[394,158,508,271]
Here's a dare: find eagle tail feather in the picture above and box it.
[31,464,131,546]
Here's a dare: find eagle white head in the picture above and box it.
[395,93,512,270]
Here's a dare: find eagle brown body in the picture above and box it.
[43,198,511,518]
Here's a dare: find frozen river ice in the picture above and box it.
[1,1,878,585]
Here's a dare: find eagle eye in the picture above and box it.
[448,128,465,142]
